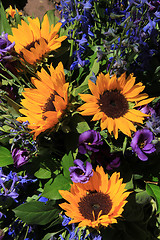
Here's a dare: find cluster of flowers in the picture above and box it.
[0,1,160,239]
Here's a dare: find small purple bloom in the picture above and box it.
[140,104,155,116]
[78,130,103,154]
[131,128,156,161]
[69,159,93,183]
[0,32,15,61]
[61,215,71,226]
[38,195,48,203]
[12,148,29,168]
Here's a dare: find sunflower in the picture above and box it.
[78,72,154,139]
[17,62,69,139]
[8,14,67,65]
[59,166,130,228]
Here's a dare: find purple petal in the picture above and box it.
[142,143,155,151]
[78,145,87,154]
[74,159,86,171]
[136,148,148,161]
[85,161,93,175]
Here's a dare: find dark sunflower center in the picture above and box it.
[78,191,112,221]
[42,93,56,120]
[98,90,129,119]
[43,93,56,112]
[25,38,48,51]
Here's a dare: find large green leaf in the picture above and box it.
[0,2,12,34]
[61,151,74,179]
[0,146,13,167]
[42,174,71,200]
[14,201,59,225]
[146,183,160,214]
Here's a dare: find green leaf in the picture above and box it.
[136,190,151,205]
[46,10,60,28]
[71,113,90,134]
[72,56,100,97]
[0,2,12,34]
[14,9,22,27]
[61,151,74,179]
[123,136,128,154]
[72,84,88,97]
[146,183,160,213]
[0,146,13,167]
[14,201,59,225]
[81,57,100,87]
[34,167,51,179]
[42,174,71,200]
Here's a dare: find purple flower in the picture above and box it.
[78,130,103,154]
[0,32,15,61]
[70,51,90,70]
[12,148,29,168]
[0,170,19,200]
[139,104,155,116]
[69,159,93,183]
[131,128,156,161]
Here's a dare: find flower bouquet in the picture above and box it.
[0,1,160,239]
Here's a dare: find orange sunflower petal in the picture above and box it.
[17,62,68,139]
[59,166,130,228]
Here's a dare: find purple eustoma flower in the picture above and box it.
[78,130,103,154]
[69,159,93,183]
[12,148,29,168]
[131,128,156,161]
[140,104,155,116]
[0,32,15,61]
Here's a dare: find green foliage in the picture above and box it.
[0,2,12,34]
[46,10,60,28]
[0,146,13,167]
[34,167,52,179]
[42,152,74,199]
[42,174,71,200]
[61,151,74,178]
[146,183,160,214]
[14,201,60,225]
[71,113,90,134]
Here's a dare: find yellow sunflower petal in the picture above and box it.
[59,167,130,228]
[78,71,153,139]
[124,84,145,98]
[41,14,50,40]
[134,97,155,108]
[79,94,97,103]
[17,62,68,139]
[115,117,131,137]
[122,76,136,94]
[88,80,99,98]
[124,111,144,123]
[48,22,62,41]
